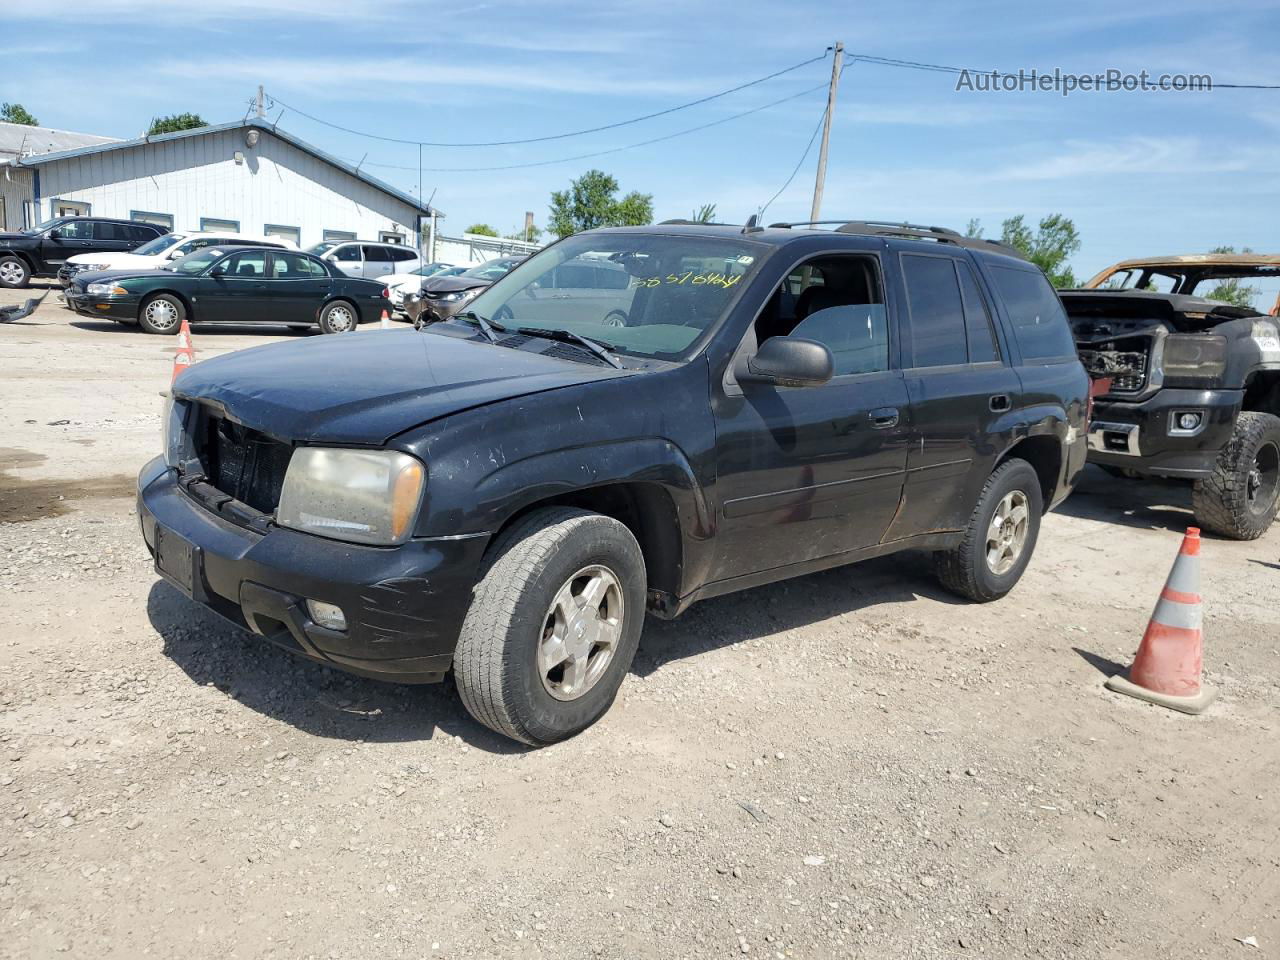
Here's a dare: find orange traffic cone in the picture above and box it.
[171,317,196,382]
[380,308,392,329]
[1105,527,1217,714]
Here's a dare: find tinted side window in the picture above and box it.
[902,254,967,367]
[225,251,267,277]
[130,224,156,242]
[956,261,1000,363]
[989,266,1076,361]
[596,265,630,290]
[391,247,417,262]
[557,263,596,288]
[55,220,93,240]
[333,244,360,262]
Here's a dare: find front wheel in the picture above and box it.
[1192,412,1280,540]
[453,507,647,746]
[934,458,1044,602]
[318,300,357,334]
[138,294,185,334]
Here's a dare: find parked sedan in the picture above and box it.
[404,256,525,324]
[57,231,297,288]
[65,246,391,335]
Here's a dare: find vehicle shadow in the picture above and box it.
[69,320,313,336]
[150,547,958,751]
[1054,465,1200,535]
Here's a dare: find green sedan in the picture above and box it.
[64,245,393,335]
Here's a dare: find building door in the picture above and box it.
[54,200,90,217]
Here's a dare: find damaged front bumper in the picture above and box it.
[137,457,488,683]
[1087,387,1242,478]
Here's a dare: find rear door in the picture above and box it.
[268,251,332,324]
[362,244,395,280]
[883,246,1020,540]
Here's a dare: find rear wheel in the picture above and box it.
[934,458,1044,602]
[318,300,357,334]
[138,294,185,334]
[1192,412,1280,540]
[453,507,646,746]
[0,256,31,289]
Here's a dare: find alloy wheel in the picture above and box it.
[144,299,178,331]
[985,490,1029,575]
[538,564,625,702]
[0,261,23,285]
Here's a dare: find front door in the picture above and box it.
[39,219,96,268]
[883,248,1019,540]
[330,243,362,277]
[710,253,910,583]
[201,249,270,322]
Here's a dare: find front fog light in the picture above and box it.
[1178,412,1202,431]
[306,599,347,631]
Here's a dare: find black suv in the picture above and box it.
[138,220,1089,745]
[0,216,167,288]
[1063,253,1280,539]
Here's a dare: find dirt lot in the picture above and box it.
[2,282,1278,960]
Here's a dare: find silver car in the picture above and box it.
[308,240,420,279]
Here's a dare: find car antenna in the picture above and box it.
[742,214,762,235]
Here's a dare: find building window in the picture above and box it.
[323,229,357,243]
[264,224,301,246]
[201,217,240,233]
[131,210,175,230]
[52,199,91,217]
[378,231,405,244]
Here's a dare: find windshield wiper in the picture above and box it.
[515,327,624,368]
[456,310,507,343]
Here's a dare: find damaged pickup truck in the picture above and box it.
[1061,254,1280,539]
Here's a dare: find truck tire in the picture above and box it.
[934,458,1044,603]
[454,507,646,746]
[0,255,31,289]
[1192,411,1280,540]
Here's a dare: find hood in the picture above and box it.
[0,231,32,244]
[173,327,630,444]
[1060,289,1263,334]
[422,276,491,294]
[68,251,160,268]
[72,267,181,289]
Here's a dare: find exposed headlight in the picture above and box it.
[86,281,128,296]
[443,289,476,302]
[161,394,186,467]
[277,448,425,546]
[1162,334,1227,385]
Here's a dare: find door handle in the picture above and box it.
[989,394,1011,412]
[869,406,899,429]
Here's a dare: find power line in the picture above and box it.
[350,81,830,174]
[265,50,831,149]
[845,52,1280,89]
[757,87,838,219]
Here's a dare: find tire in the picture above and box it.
[454,507,647,746]
[603,309,629,328]
[137,294,185,334]
[0,256,31,289]
[934,458,1044,603]
[1192,412,1280,541]
[318,300,357,334]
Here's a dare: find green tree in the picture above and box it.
[692,203,717,224]
[1,102,39,126]
[999,213,1081,288]
[465,223,499,237]
[147,113,206,135]
[548,169,654,238]
[1202,246,1259,308]
[963,218,983,239]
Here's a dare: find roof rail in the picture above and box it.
[767,218,1028,260]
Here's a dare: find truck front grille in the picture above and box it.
[195,414,293,515]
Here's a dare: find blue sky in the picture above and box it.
[5,0,1278,278]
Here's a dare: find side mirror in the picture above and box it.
[209,263,227,277]
[740,337,834,388]
[48,228,62,239]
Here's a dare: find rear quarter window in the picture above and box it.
[989,265,1076,362]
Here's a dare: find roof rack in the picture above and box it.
[766,219,1028,260]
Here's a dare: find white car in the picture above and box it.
[58,231,298,287]
[376,262,457,311]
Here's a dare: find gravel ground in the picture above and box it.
[2,284,1278,960]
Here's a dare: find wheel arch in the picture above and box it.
[0,250,37,274]
[320,296,361,324]
[995,434,1062,513]
[140,288,195,319]
[1243,369,1280,417]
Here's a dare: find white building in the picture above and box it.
[0,119,438,249]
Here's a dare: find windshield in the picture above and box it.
[22,217,65,236]
[134,233,185,256]
[306,242,337,256]
[460,259,519,280]
[168,248,226,275]
[466,233,764,360]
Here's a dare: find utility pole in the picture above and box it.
[809,41,843,223]
[256,85,265,119]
